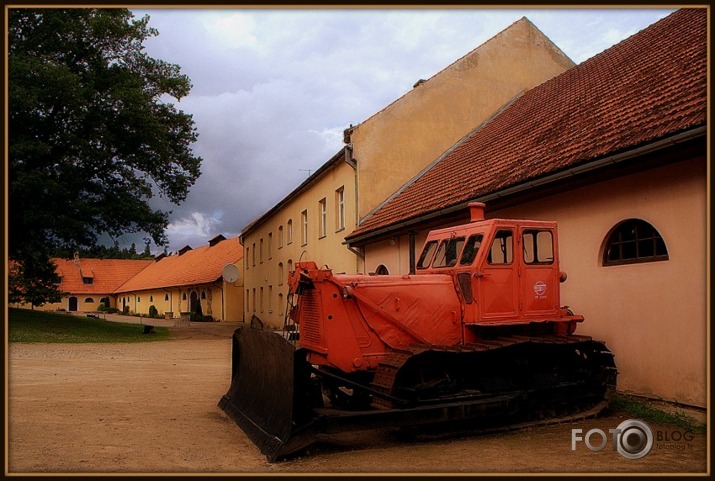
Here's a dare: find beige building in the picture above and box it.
[11,257,153,312]
[241,17,575,328]
[115,235,244,321]
[241,149,357,328]
[345,9,707,407]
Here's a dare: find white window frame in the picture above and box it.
[319,198,327,238]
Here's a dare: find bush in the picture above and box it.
[148,305,159,318]
[97,304,107,312]
[105,307,119,314]
[122,306,129,315]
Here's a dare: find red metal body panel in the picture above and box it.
[289,206,583,374]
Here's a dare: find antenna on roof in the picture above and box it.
[299,169,313,177]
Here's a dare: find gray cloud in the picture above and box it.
[131,7,674,253]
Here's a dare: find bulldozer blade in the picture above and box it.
[218,321,319,462]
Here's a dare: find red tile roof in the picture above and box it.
[52,258,153,295]
[114,236,243,292]
[347,8,707,242]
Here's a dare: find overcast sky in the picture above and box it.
[128,7,676,254]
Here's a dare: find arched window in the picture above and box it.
[375,265,389,275]
[201,291,206,300]
[165,294,169,301]
[182,292,187,301]
[278,262,284,286]
[84,297,94,303]
[603,219,668,266]
[149,295,153,302]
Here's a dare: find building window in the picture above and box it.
[201,291,206,300]
[375,265,389,275]
[182,293,187,301]
[287,220,293,244]
[278,293,284,317]
[268,233,273,259]
[150,295,154,302]
[252,242,256,266]
[259,238,264,264]
[335,186,345,231]
[245,247,249,270]
[278,226,284,248]
[603,219,668,266]
[82,277,93,285]
[84,297,95,303]
[268,285,273,313]
[165,294,169,301]
[246,289,250,313]
[138,296,141,302]
[252,289,256,313]
[319,198,327,238]
[301,210,308,246]
[278,262,284,286]
[260,287,264,313]
[288,259,293,274]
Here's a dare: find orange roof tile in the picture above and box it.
[347,8,707,242]
[52,258,153,295]
[114,236,243,292]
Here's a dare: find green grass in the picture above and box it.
[8,308,170,343]
[610,392,706,433]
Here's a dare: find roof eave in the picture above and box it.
[345,125,706,247]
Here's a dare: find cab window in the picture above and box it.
[417,240,438,269]
[523,230,554,264]
[433,237,465,268]
[460,234,483,265]
[488,230,513,265]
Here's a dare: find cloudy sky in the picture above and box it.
[129,7,675,253]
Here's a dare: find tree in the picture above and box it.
[8,8,202,305]
[8,253,64,309]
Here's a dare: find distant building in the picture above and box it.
[20,257,153,312]
[114,235,244,321]
[12,235,245,322]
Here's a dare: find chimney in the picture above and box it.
[468,202,486,222]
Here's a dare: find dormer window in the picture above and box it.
[82,277,93,285]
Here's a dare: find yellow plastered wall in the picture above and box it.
[242,160,358,328]
[350,17,575,220]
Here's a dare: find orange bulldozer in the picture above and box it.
[219,203,617,461]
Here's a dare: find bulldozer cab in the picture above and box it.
[416,213,563,326]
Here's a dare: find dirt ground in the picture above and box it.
[7,321,709,475]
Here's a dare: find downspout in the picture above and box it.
[344,143,363,271]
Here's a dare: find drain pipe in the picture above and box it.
[344,143,364,272]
